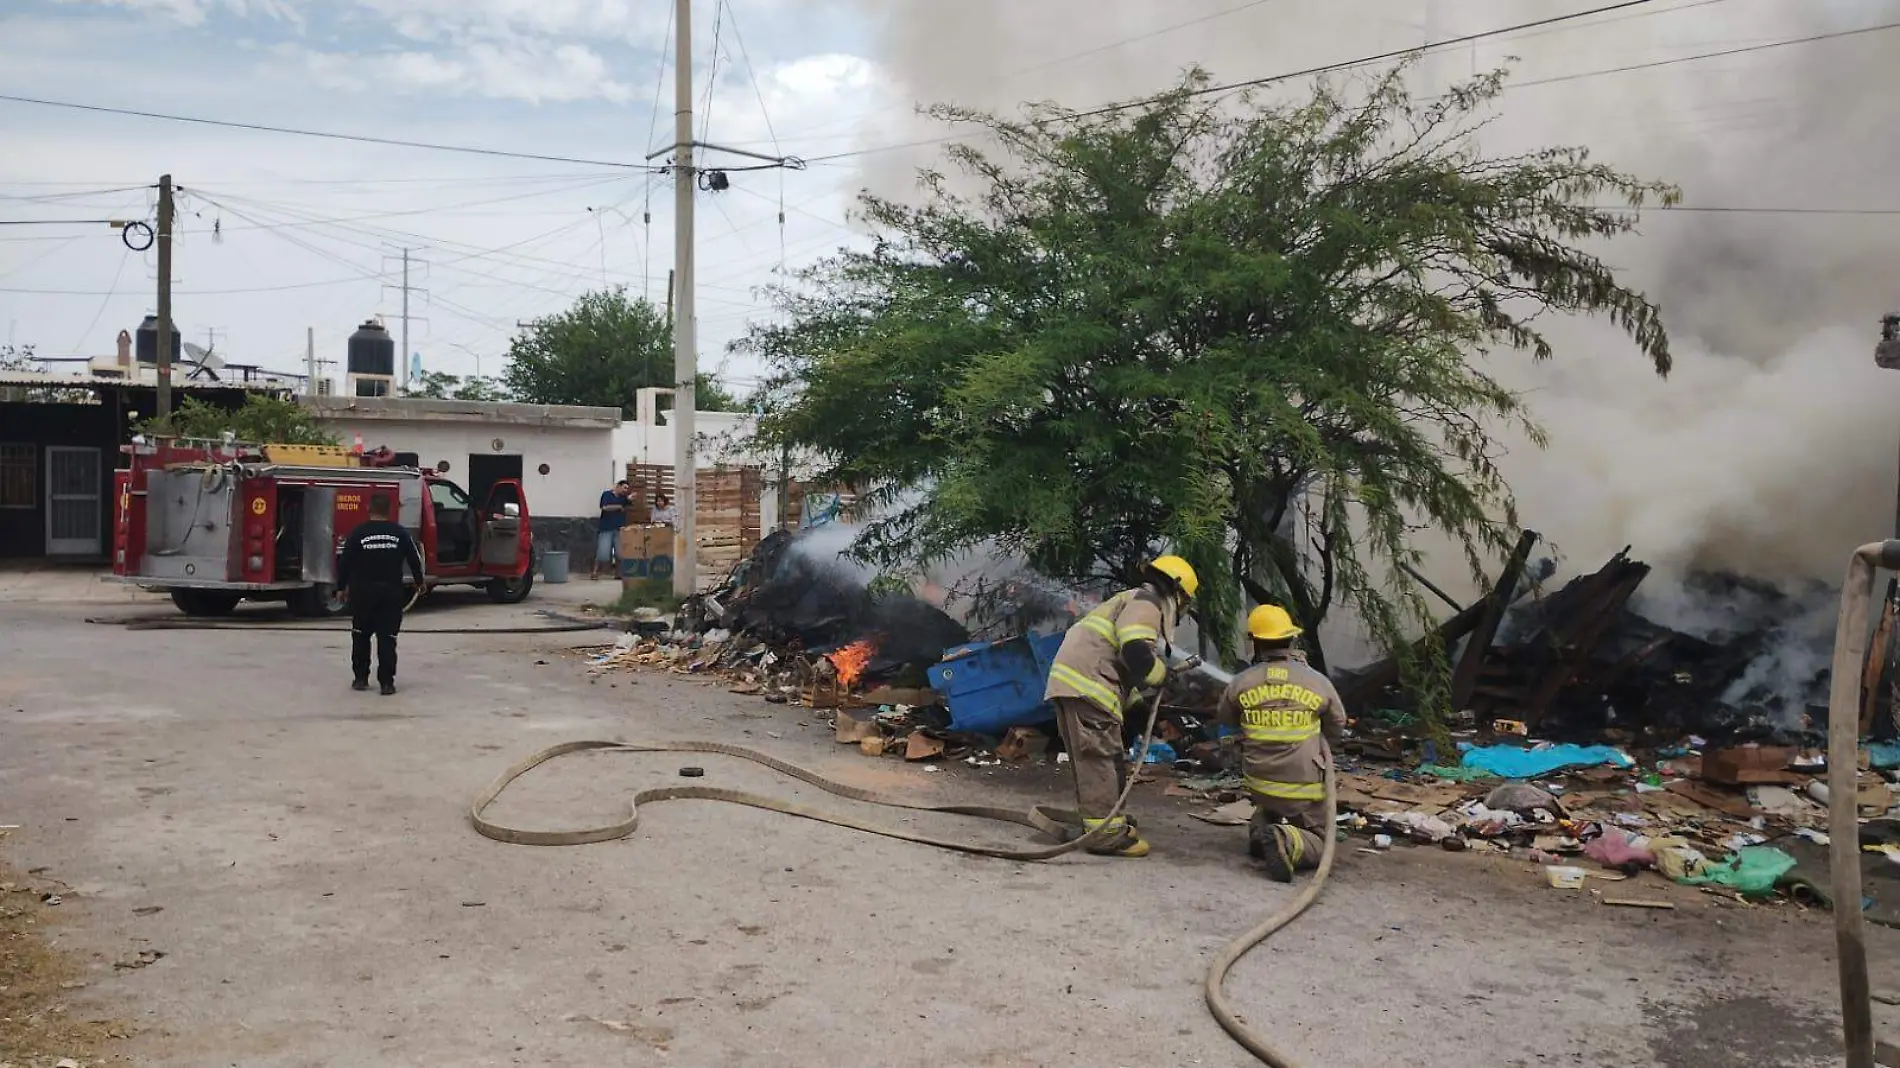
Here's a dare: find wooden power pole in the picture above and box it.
[155,173,174,422]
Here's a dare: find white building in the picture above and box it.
[301,394,621,566]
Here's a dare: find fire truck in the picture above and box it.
[112,437,535,617]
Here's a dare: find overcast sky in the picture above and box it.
[0,0,891,391]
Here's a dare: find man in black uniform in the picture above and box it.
[336,492,425,695]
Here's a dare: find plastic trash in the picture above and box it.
[1458,744,1635,779]
[1584,829,1656,870]
[1483,784,1561,813]
[1870,742,1900,770]
[1545,865,1588,890]
[1665,844,1797,896]
[1415,763,1499,783]
[1131,742,1177,765]
[1385,811,1456,843]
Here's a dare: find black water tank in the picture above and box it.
[134,315,182,365]
[347,320,396,376]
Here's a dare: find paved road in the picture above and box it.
[0,588,1891,1067]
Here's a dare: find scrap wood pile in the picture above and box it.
[1343,536,1837,747]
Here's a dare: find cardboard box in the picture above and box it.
[1702,745,1795,786]
[618,524,675,585]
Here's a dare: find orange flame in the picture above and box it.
[828,639,876,688]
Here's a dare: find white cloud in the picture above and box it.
[347,0,662,45]
[292,38,633,104]
[55,0,300,27]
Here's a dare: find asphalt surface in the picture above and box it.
[1,579,1895,1067]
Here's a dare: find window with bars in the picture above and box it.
[0,444,34,509]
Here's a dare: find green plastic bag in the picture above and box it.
[1674,845,1797,896]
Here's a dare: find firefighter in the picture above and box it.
[1044,555,1199,858]
[1216,604,1346,882]
[337,492,425,696]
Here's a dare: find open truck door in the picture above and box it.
[478,479,534,603]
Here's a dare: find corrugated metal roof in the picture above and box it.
[299,394,620,429]
[0,371,287,391]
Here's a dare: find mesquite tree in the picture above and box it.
[744,67,1673,692]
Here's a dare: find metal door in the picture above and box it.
[46,446,102,556]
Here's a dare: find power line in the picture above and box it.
[804,0,1675,164]
[804,2,1900,169]
[1069,0,1673,118]
[740,0,1285,154]
[1506,17,1900,93]
[174,175,628,235]
[722,0,782,158]
[0,92,664,171]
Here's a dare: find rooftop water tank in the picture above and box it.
[347,319,396,377]
[134,315,182,365]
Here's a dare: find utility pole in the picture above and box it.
[670,0,698,597]
[305,326,316,396]
[400,248,411,394]
[155,173,174,422]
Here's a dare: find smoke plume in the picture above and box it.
[846,0,1900,617]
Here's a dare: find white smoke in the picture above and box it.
[835,1,1900,688]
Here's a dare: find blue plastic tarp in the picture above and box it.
[1459,743,1635,779]
[1870,742,1900,770]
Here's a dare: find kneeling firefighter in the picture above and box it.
[1043,555,1199,858]
[1217,605,1346,882]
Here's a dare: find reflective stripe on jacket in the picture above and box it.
[1044,588,1173,719]
[1217,650,1346,801]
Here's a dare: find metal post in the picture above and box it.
[670,0,698,597]
[155,173,174,422]
[305,326,316,396]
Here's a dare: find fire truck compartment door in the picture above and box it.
[478,479,528,574]
[301,486,337,584]
[140,468,241,582]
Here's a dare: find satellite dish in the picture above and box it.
[180,341,224,381]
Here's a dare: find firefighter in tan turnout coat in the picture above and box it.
[1043,555,1199,858]
[1217,604,1346,881]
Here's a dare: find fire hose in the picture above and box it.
[470,695,1336,1066]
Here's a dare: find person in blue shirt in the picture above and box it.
[592,479,630,580]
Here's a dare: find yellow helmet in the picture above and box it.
[1148,555,1200,600]
[1247,604,1303,641]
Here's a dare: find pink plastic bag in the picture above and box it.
[1584,829,1656,869]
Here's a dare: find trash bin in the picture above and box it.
[540,550,570,584]
[926,631,1067,733]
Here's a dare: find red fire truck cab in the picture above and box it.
[113,438,535,617]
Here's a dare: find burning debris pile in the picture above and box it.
[1344,537,1843,749]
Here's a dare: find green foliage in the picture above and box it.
[743,65,1675,714]
[409,368,510,402]
[503,287,739,416]
[140,394,338,445]
[603,580,682,616]
[0,343,37,371]
[0,344,87,403]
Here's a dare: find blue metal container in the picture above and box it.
[928,631,1068,734]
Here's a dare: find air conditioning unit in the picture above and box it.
[315,377,335,396]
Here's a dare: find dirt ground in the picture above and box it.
[2,574,1898,1067]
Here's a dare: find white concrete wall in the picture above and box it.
[321,417,615,518]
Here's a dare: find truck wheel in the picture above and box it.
[288,582,348,618]
[170,590,241,617]
[486,572,535,604]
